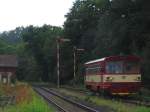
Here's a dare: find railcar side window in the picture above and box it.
[106,61,123,73]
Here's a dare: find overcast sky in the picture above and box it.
[0,0,75,32]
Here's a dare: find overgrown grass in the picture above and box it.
[56,88,150,112]
[4,91,55,112]
[88,96,150,112]
[0,83,55,112]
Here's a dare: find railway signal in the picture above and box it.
[73,46,85,81]
[56,37,70,88]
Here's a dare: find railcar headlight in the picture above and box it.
[137,76,141,81]
[106,77,113,81]
[135,76,141,81]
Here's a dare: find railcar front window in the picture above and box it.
[106,61,123,73]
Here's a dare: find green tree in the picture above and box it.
[22,25,63,82]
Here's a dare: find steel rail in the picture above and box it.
[33,88,68,112]
[41,87,99,112]
[61,86,88,94]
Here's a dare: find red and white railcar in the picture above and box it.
[84,55,141,95]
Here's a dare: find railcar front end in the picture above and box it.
[85,56,141,96]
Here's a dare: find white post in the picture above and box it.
[8,72,12,84]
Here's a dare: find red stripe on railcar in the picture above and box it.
[85,82,141,93]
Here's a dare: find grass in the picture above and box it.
[4,90,55,112]
[88,96,150,112]
[0,83,55,112]
[56,88,150,112]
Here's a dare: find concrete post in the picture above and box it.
[8,72,12,84]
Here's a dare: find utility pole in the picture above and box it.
[56,37,70,88]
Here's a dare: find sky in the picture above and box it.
[0,0,75,32]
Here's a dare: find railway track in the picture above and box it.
[61,86,88,93]
[34,87,99,112]
[60,86,150,107]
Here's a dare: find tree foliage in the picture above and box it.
[0,25,63,82]
[21,25,63,82]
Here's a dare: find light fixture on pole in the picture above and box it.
[56,37,70,88]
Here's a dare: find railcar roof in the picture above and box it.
[85,58,106,65]
[85,55,140,65]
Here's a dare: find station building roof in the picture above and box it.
[0,55,18,67]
